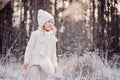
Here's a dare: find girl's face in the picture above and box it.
[43,19,54,31]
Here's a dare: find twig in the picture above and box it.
[3,27,26,62]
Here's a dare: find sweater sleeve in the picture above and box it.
[51,37,58,67]
[24,31,37,64]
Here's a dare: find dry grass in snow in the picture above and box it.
[0,51,120,80]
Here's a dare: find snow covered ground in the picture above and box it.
[0,51,120,80]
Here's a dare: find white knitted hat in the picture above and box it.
[37,9,54,29]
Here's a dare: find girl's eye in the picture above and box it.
[50,21,54,24]
[49,21,51,23]
[48,20,54,24]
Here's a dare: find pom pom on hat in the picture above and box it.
[37,9,54,29]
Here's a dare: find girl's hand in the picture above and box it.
[54,66,58,73]
[23,63,28,70]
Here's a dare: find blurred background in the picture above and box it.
[0,0,120,80]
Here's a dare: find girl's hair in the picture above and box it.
[51,25,57,32]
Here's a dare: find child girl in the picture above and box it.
[23,9,58,80]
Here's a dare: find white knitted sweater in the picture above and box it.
[24,29,58,68]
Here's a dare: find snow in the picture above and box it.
[0,51,120,80]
